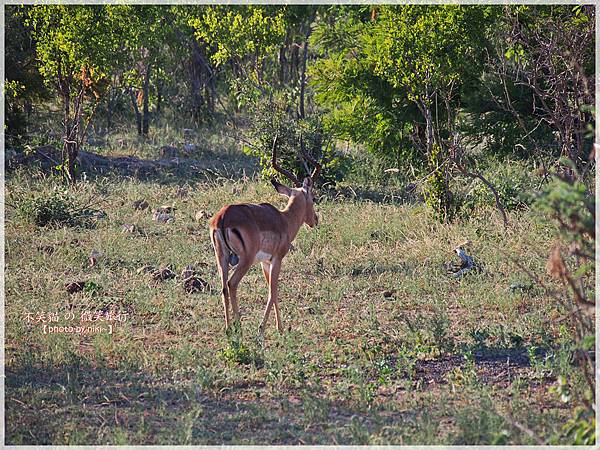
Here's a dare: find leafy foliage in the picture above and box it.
[15,188,97,228]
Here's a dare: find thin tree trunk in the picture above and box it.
[156,77,162,116]
[142,63,151,136]
[129,87,142,135]
[299,27,311,120]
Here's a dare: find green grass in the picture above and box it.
[4,143,584,444]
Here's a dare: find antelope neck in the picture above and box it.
[280,194,306,241]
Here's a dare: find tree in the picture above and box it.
[312,5,492,220]
[123,6,176,136]
[27,5,130,181]
[5,6,48,145]
[487,5,594,178]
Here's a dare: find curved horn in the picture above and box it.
[271,135,301,187]
[299,135,322,181]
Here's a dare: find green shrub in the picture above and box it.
[461,159,540,212]
[242,89,351,186]
[15,188,95,228]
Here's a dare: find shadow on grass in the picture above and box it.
[6,359,414,445]
[7,145,259,186]
[413,346,553,389]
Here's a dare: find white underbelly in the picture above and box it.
[255,250,272,263]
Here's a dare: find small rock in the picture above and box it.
[89,249,102,267]
[92,210,108,220]
[151,267,176,281]
[182,143,198,154]
[66,281,85,294]
[122,223,138,234]
[184,276,209,294]
[159,145,179,158]
[156,205,176,214]
[133,199,149,211]
[152,211,174,223]
[181,264,196,280]
[195,210,211,222]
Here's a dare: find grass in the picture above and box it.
[4,130,585,445]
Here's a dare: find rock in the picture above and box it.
[91,210,108,220]
[152,211,174,223]
[181,264,196,280]
[122,223,138,234]
[195,210,211,222]
[184,276,209,294]
[66,281,85,294]
[133,199,149,210]
[156,205,176,214]
[89,249,102,267]
[151,267,176,281]
[182,143,198,154]
[159,145,179,158]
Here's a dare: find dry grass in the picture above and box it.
[4,155,582,444]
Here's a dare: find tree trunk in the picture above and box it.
[142,64,151,136]
[107,86,116,131]
[156,77,162,116]
[129,87,142,135]
[417,98,435,156]
[189,40,209,121]
[299,27,311,120]
[61,85,78,183]
[290,44,299,81]
[278,45,286,85]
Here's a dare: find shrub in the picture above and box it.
[242,89,351,186]
[15,188,96,228]
[460,159,540,212]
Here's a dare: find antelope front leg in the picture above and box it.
[259,259,283,335]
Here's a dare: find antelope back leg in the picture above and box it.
[227,256,253,324]
[211,230,230,329]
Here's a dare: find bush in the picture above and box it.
[15,188,96,228]
[242,88,351,186]
[464,159,542,212]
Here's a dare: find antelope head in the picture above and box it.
[270,135,321,228]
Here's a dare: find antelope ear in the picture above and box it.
[302,177,313,192]
[271,178,291,197]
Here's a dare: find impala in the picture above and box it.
[209,136,321,335]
